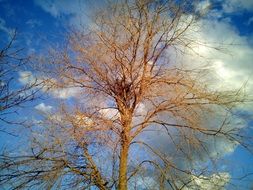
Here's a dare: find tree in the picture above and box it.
[0,31,41,133]
[0,1,251,189]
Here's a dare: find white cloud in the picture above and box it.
[18,71,79,99]
[33,0,107,28]
[50,87,79,99]
[135,103,146,115]
[182,18,253,94]
[136,14,253,167]
[18,71,37,85]
[75,114,93,127]
[131,176,158,190]
[0,81,5,86]
[99,108,119,120]
[33,0,87,17]
[159,2,253,163]
[183,172,230,190]
[195,0,211,15]
[34,0,66,17]
[0,17,8,33]
[222,0,253,13]
[0,17,14,36]
[26,19,42,28]
[35,103,53,113]
[130,172,230,190]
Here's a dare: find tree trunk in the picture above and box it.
[118,108,132,190]
[118,140,130,190]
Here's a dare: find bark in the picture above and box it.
[118,139,130,190]
[118,108,132,190]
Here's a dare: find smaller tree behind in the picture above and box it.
[0,32,41,131]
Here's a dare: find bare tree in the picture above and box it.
[0,31,42,133]
[0,1,251,189]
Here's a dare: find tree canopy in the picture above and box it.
[0,1,252,190]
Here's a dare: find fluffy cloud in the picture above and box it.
[33,0,81,17]
[134,176,158,190]
[18,71,79,99]
[187,17,253,114]
[18,71,37,85]
[35,103,53,113]
[50,87,79,99]
[33,0,107,28]
[130,172,230,190]
[183,172,231,190]
[33,0,253,92]
[99,108,119,120]
[195,0,211,15]
[133,4,253,174]
[222,0,253,13]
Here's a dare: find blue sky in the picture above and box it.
[1,0,253,189]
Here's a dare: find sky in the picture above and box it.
[0,0,253,189]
